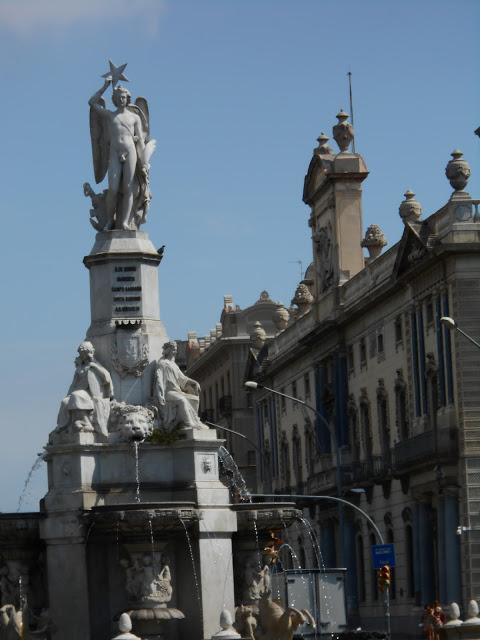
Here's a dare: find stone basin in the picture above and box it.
[85,502,199,537]
[232,502,301,533]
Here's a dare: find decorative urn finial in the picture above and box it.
[361,224,387,259]
[332,109,354,152]
[445,150,471,192]
[399,190,422,222]
[316,132,333,155]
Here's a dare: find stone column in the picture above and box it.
[40,514,91,640]
[198,529,236,639]
[83,230,168,406]
[438,493,462,603]
[415,501,435,604]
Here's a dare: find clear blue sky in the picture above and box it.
[1,0,479,511]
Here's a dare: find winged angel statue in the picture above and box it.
[87,61,156,231]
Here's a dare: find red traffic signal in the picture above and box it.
[377,564,391,591]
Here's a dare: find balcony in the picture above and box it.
[306,462,353,494]
[392,427,458,472]
[351,455,389,486]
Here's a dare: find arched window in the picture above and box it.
[292,425,303,486]
[426,353,438,431]
[304,419,316,475]
[377,379,391,464]
[348,395,360,463]
[359,389,373,461]
[263,439,272,493]
[280,432,291,488]
[395,369,409,440]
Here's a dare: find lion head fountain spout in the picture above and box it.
[108,402,155,443]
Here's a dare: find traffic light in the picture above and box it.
[377,564,391,591]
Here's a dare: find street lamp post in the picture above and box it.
[440,316,480,349]
[205,420,261,454]
[245,380,391,640]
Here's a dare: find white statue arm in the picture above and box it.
[88,79,111,115]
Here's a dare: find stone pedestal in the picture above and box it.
[40,434,237,640]
[83,230,168,406]
[40,513,91,640]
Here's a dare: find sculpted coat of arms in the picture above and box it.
[112,330,149,377]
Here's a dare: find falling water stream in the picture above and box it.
[115,521,120,560]
[148,517,155,568]
[217,446,251,502]
[16,454,44,512]
[179,518,202,613]
[297,516,333,627]
[252,518,262,570]
[133,441,141,503]
[298,516,322,568]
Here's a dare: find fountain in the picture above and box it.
[0,59,307,640]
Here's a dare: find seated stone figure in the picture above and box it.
[56,341,113,440]
[152,341,207,430]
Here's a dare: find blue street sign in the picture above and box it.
[371,544,396,569]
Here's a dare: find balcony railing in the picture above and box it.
[393,427,458,471]
[306,463,354,494]
[351,455,389,485]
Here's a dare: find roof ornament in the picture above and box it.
[361,224,387,260]
[316,132,333,155]
[399,190,422,223]
[332,109,354,153]
[445,150,471,193]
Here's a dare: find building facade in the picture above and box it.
[247,113,480,636]
[185,292,290,491]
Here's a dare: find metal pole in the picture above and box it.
[347,71,356,153]
[454,325,480,350]
[384,584,391,640]
[205,420,260,454]
[251,493,384,544]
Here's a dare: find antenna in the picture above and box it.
[347,70,356,153]
[289,260,304,281]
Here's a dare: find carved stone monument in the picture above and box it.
[36,60,235,640]
[2,59,302,640]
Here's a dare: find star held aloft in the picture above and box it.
[101,59,129,88]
